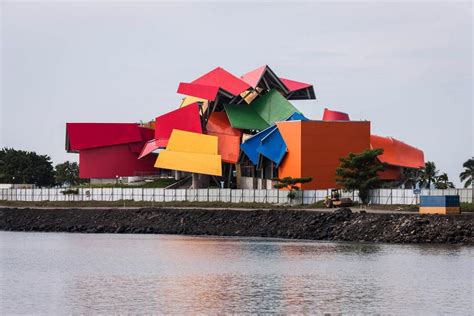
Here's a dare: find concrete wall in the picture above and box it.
[90,178,120,185]
[240,177,273,189]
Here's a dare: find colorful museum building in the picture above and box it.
[65,65,424,188]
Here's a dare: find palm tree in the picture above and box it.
[459,158,473,188]
[434,173,455,189]
[401,167,422,189]
[419,161,438,189]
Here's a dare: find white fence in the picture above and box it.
[0,188,472,205]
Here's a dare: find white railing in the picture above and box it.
[0,188,472,205]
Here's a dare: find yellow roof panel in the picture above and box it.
[179,96,209,113]
[166,130,218,155]
[154,129,222,176]
[155,151,222,176]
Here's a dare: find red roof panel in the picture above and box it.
[322,108,350,121]
[191,67,250,96]
[154,102,203,147]
[280,77,312,91]
[177,82,220,101]
[371,134,424,169]
[66,123,142,151]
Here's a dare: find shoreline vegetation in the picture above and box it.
[0,206,472,244]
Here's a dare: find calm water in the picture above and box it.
[0,232,472,314]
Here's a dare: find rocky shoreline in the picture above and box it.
[0,207,472,244]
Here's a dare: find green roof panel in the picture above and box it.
[252,89,300,125]
[224,89,300,131]
[224,104,270,130]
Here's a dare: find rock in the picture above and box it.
[114,226,125,233]
[0,207,472,244]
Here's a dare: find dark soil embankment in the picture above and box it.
[0,207,472,244]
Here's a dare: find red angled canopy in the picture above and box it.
[154,102,203,148]
[322,108,350,121]
[66,123,143,152]
[371,135,424,169]
[191,67,250,96]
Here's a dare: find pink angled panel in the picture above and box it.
[138,139,161,159]
[241,65,267,88]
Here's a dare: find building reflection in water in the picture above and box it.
[65,236,386,313]
[4,233,470,314]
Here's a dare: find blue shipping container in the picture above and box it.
[420,195,460,207]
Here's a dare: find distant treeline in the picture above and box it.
[0,148,87,187]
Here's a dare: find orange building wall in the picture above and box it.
[278,121,371,190]
[277,121,303,185]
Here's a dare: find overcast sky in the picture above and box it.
[1,1,472,186]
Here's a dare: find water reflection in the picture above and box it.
[1,232,472,314]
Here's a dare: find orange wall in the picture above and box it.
[278,121,371,190]
[276,121,302,187]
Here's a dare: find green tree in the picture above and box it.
[0,148,55,187]
[419,161,438,189]
[434,173,455,189]
[400,167,422,189]
[459,158,473,188]
[273,176,312,203]
[335,148,386,204]
[55,161,86,186]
